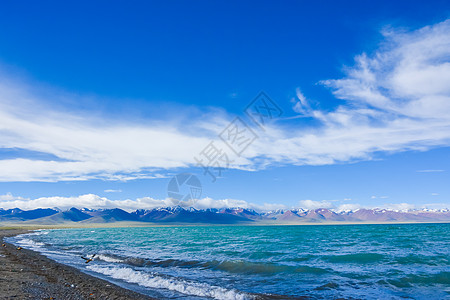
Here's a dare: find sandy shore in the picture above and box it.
[0,229,154,300]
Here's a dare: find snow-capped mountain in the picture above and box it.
[0,206,449,224]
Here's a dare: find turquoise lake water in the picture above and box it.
[8,223,450,299]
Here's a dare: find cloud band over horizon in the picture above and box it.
[0,193,448,212]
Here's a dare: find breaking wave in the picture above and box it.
[16,238,45,249]
[96,254,125,263]
[87,265,253,300]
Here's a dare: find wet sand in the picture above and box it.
[0,229,154,300]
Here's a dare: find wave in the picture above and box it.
[106,255,329,275]
[212,260,328,275]
[96,254,125,263]
[322,253,385,263]
[87,265,253,300]
[6,230,50,251]
[392,254,450,266]
[16,238,46,248]
[34,230,50,235]
[388,272,450,287]
[24,230,50,237]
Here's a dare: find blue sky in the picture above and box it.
[0,1,450,211]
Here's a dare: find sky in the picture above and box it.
[0,1,450,211]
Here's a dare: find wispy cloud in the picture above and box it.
[252,19,450,168]
[0,19,450,181]
[370,196,389,199]
[416,170,445,173]
[291,88,311,115]
[0,78,217,181]
[104,189,122,193]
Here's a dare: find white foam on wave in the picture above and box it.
[36,230,49,235]
[28,230,50,236]
[12,230,50,250]
[87,265,252,300]
[97,254,124,263]
[17,238,45,248]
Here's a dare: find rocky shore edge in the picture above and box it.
[0,229,154,299]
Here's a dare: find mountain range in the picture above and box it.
[1,206,449,224]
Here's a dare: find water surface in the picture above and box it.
[8,223,450,299]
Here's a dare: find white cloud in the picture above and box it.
[0,193,448,212]
[420,203,449,210]
[335,203,362,212]
[417,170,445,173]
[0,193,179,211]
[338,202,418,212]
[299,199,333,210]
[1,20,450,181]
[291,88,311,114]
[246,19,450,168]
[191,197,287,211]
[380,203,417,212]
[0,78,220,181]
[0,193,287,212]
[0,193,24,201]
[370,195,389,199]
[104,189,122,193]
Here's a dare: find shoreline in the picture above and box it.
[0,228,155,299]
[1,224,447,299]
[0,228,296,300]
